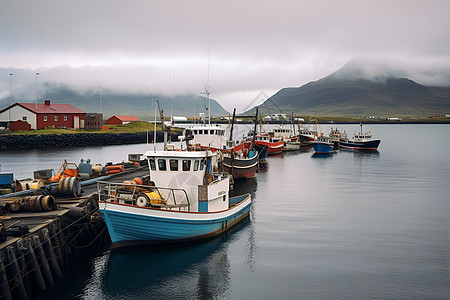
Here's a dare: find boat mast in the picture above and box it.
[251,107,258,149]
[229,108,236,142]
[144,85,157,151]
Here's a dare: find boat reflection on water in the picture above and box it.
[352,149,380,160]
[231,177,258,200]
[102,218,251,299]
[311,152,334,158]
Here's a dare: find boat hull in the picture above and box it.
[340,139,381,151]
[255,140,283,155]
[283,141,301,151]
[312,142,334,154]
[99,194,251,248]
[222,153,259,179]
[254,144,269,160]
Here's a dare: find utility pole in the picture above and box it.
[35,72,39,110]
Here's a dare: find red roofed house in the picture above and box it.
[0,100,86,130]
[106,115,141,125]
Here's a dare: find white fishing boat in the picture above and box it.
[97,149,251,248]
[273,126,301,151]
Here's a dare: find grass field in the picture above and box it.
[4,122,163,135]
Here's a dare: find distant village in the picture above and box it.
[1,100,449,132]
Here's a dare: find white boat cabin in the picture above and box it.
[184,124,230,149]
[353,132,373,142]
[255,134,282,143]
[273,127,294,139]
[144,150,230,213]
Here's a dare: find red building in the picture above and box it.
[0,100,86,130]
[106,115,141,125]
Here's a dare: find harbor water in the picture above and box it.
[1,124,450,299]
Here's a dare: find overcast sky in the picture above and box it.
[1,0,450,112]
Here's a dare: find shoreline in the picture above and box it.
[0,131,181,151]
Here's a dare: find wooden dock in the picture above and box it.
[0,166,149,299]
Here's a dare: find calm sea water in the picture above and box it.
[2,124,450,299]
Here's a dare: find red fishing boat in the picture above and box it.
[254,134,284,155]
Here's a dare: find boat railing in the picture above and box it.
[96,181,190,210]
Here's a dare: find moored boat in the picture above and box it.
[222,148,259,179]
[297,126,318,144]
[340,123,381,151]
[254,134,284,155]
[311,136,334,154]
[272,126,301,151]
[329,127,348,149]
[97,149,251,248]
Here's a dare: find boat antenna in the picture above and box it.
[145,85,156,150]
[156,99,169,150]
[171,73,175,126]
[207,45,211,126]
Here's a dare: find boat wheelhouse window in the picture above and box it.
[158,159,167,171]
[149,159,156,170]
[182,159,191,171]
[194,160,199,171]
[200,159,205,170]
[198,130,203,134]
[169,159,178,171]
[210,130,214,134]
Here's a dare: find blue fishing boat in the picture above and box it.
[97,149,251,248]
[311,136,334,154]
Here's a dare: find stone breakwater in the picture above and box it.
[0,131,182,150]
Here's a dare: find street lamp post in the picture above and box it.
[9,73,13,127]
[98,90,103,114]
[35,72,39,110]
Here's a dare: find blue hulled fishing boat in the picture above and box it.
[97,149,251,248]
[311,136,334,154]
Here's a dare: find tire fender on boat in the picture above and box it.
[89,194,99,210]
[136,194,150,207]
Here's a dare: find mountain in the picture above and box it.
[0,83,229,120]
[248,61,450,117]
